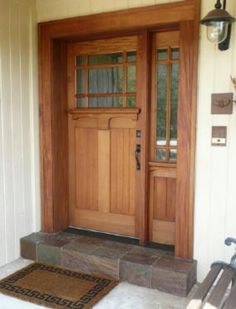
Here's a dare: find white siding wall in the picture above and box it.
[0,0,40,267]
[36,0,179,22]
[194,0,236,281]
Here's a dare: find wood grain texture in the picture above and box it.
[152,220,175,245]
[39,1,199,256]
[150,30,180,162]
[68,36,137,55]
[71,209,135,236]
[67,35,139,237]
[190,264,222,302]
[153,178,176,222]
[135,31,151,244]
[224,281,236,309]
[39,2,195,39]
[69,114,137,236]
[149,30,179,247]
[110,128,136,216]
[175,19,199,259]
[75,128,98,211]
[39,31,54,232]
[98,130,110,214]
[52,41,69,230]
[149,168,176,244]
[40,38,69,231]
[153,178,167,220]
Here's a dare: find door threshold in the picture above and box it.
[64,227,174,253]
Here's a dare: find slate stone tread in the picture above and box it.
[20,231,197,296]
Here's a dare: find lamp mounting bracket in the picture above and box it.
[215,0,222,9]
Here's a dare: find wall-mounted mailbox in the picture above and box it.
[211,126,227,146]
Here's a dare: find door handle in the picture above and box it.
[135,144,141,170]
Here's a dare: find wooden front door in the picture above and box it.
[67,36,139,237]
[149,31,180,245]
[39,2,199,257]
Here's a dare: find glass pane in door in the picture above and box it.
[156,64,167,146]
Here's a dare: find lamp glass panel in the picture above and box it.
[207,21,229,43]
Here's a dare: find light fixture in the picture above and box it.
[200,0,235,51]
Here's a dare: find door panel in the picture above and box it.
[153,177,176,221]
[110,127,136,216]
[75,127,98,211]
[149,168,176,245]
[149,30,180,245]
[69,114,138,236]
[68,31,182,244]
[67,36,139,237]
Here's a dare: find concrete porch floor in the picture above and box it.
[20,231,197,297]
[0,258,196,309]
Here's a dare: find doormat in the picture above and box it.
[0,262,118,308]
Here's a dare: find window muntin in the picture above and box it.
[155,47,180,162]
[74,52,137,108]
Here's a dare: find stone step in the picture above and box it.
[20,232,196,297]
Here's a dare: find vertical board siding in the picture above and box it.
[36,0,180,22]
[0,0,39,267]
[194,0,236,281]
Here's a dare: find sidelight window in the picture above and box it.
[155,47,180,162]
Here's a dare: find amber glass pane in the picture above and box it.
[170,63,179,143]
[88,68,122,94]
[127,96,136,107]
[157,49,168,61]
[127,66,136,92]
[156,149,167,161]
[88,97,122,108]
[127,51,136,62]
[156,64,167,145]
[88,53,123,65]
[171,48,179,60]
[76,69,86,94]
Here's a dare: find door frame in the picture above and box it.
[39,0,200,258]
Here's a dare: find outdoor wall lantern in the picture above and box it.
[200,0,235,51]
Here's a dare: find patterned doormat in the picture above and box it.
[0,263,118,308]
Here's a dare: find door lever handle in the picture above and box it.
[135,144,141,170]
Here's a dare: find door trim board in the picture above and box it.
[39,0,200,258]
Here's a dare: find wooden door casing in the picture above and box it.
[39,1,200,258]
